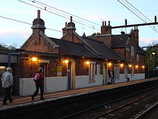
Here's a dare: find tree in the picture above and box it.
[145,44,158,77]
[88,32,101,37]
[0,43,17,50]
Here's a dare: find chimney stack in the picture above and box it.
[70,16,72,22]
[37,10,40,18]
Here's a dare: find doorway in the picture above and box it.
[40,64,46,93]
[67,59,75,89]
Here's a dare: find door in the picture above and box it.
[67,61,71,89]
[40,64,46,93]
[103,63,108,84]
[114,64,120,81]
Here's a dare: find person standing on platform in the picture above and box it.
[1,67,13,105]
[32,67,45,101]
[108,69,115,84]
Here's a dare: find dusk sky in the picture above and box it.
[0,0,158,48]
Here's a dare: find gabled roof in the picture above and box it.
[137,46,145,54]
[49,37,98,58]
[81,36,125,61]
[112,34,145,55]
[112,34,130,48]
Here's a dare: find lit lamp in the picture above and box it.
[31,57,38,61]
[64,60,69,63]
[152,51,156,55]
[135,65,138,68]
[152,51,156,77]
[85,61,90,65]
[108,62,112,66]
[120,63,124,67]
[128,64,132,68]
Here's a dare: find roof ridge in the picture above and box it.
[40,31,59,48]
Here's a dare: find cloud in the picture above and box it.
[139,38,158,46]
[0,29,31,38]
[0,29,31,47]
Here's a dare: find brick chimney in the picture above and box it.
[62,22,67,35]
[95,21,112,47]
[101,21,111,34]
[66,16,76,31]
[31,10,46,33]
[133,26,139,46]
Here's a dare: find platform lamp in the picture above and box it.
[152,51,156,77]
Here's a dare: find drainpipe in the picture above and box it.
[8,53,22,67]
[18,57,29,96]
[7,52,23,95]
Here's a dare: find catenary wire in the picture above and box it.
[118,0,158,33]
[18,0,100,31]
[32,0,101,26]
[0,15,61,32]
[1,0,153,47]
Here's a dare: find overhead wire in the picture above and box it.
[124,0,152,23]
[0,15,61,32]
[118,0,158,33]
[33,0,100,26]
[18,0,100,31]
[118,0,148,23]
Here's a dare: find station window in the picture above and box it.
[0,66,6,81]
[96,64,101,75]
[131,46,134,58]
[136,54,139,62]
[89,62,96,82]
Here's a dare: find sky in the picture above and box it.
[0,0,158,48]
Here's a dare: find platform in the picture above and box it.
[0,77,157,111]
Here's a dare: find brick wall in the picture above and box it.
[95,35,112,47]
[22,33,59,54]
[20,58,57,78]
[62,30,83,43]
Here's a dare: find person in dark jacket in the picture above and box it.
[1,67,13,105]
[31,68,45,101]
[108,69,115,84]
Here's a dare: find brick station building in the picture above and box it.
[0,10,145,96]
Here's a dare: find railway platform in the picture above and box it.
[0,77,157,112]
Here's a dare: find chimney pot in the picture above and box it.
[102,21,104,26]
[65,22,67,27]
[108,21,110,26]
[37,10,40,18]
[105,21,106,26]
[70,16,72,22]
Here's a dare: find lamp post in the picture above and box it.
[152,51,156,77]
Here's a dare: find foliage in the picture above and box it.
[145,44,158,71]
[88,32,101,36]
[0,43,17,50]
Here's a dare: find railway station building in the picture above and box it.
[0,10,145,96]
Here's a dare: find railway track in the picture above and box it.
[1,79,158,119]
[59,86,158,119]
[135,101,158,119]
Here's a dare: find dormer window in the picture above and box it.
[131,46,134,58]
